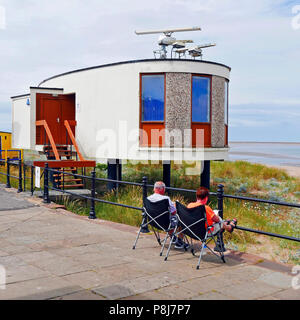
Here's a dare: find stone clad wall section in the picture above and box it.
[211,76,225,147]
[165,72,191,147]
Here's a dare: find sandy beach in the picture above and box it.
[229,142,300,178]
[268,165,300,179]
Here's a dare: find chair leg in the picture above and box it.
[212,232,226,263]
[196,242,206,270]
[132,226,143,250]
[164,227,177,261]
[196,233,208,269]
[160,232,170,256]
[218,233,226,263]
[152,227,161,246]
[132,217,147,249]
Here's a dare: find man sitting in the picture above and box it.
[187,187,237,235]
[148,181,188,249]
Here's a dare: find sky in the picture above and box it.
[0,0,299,142]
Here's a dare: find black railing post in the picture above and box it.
[23,163,26,192]
[217,184,224,219]
[18,160,23,193]
[89,169,96,219]
[214,184,226,252]
[31,165,34,196]
[141,176,150,233]
[43,163,50,203]
[6,157,11,188]
[142,176,148,202]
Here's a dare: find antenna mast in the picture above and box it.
[135,26,215,59]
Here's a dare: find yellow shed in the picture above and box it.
[0,131,23,161]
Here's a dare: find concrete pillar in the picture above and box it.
[200,160,210,189]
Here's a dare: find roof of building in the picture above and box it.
[38,58,231,87]
[10,93,30,99]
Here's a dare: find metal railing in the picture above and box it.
[0,158,36,195]
[0,149,22,163]
[0,158,299,245]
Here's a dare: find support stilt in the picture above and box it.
[107,159,122,191]
[200,160,210,189]
[163,161,171,188]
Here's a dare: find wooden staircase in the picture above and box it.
[43,145,85,189]
[34,120,96,190]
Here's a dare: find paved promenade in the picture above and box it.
[0,184,299,300]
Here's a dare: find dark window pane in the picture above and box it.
[192,76,210,122]
[142,75,164,121]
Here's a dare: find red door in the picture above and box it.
[61,94,75,137]
[36,93,75,145]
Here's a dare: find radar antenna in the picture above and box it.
[188,43,216,60]
[135,27,202,59]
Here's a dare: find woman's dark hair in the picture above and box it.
[196,187,209,200]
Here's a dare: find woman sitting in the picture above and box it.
[187,187,237,234]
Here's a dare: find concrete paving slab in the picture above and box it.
[257,271,293,289]
[0,186,36,211]
[5,264,51,284]
[93,284,136,300]
[155,284,197,300]
[69,251,136,269]
[51,290,106,300]
[0,255,27,268]
[61,271,112,290]
[212,264,274,282]
[216,280,282,300]
[0,276,82,300]
[180,273,238,293]
[192,291,234,300]
[269,288,300,300]
[92,272,187,299]
[23,255,95,277]
[0,250,7,257]
[0,184,298,300]
[91,263,155,283]
[120,290,168,300]
[0,245,34,256]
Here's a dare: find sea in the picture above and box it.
[228,142,300,167]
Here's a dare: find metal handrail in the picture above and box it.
[36,120,60,160]
[1,159,299,243]
[64,120,85,161]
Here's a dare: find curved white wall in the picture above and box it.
[39,59,231,162]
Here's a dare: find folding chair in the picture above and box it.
[132,198,176,256]
[164,201,226,269]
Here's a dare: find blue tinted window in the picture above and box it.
[142,75,164,121]
[192,76,210,122]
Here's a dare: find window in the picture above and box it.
[224,81,229,125]
[192,76,211,123]
[141,74,164,122]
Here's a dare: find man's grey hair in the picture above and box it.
[154,181,166,191]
